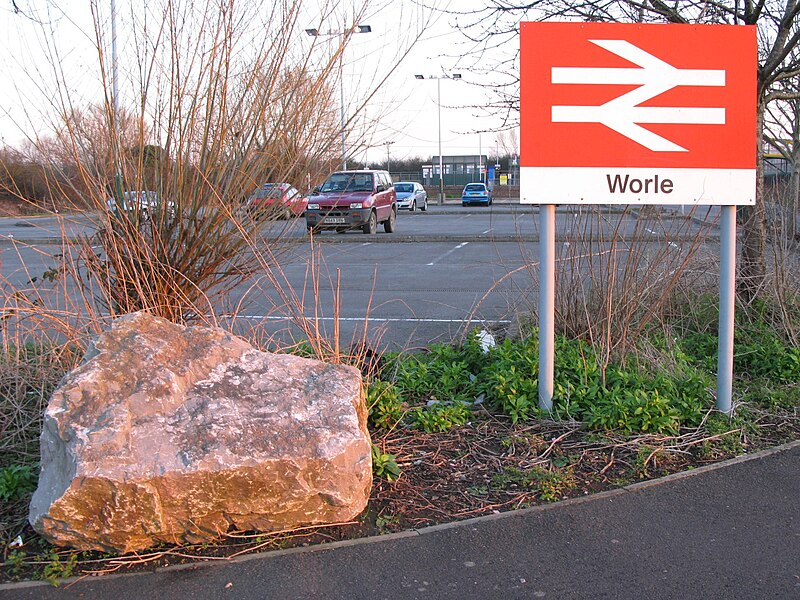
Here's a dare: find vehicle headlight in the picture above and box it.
[350,202,363,209]
[307,203,320,210]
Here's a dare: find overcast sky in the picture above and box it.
[0,1,517,164]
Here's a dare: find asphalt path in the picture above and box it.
[3,442,797,599]
[0,205,718,349]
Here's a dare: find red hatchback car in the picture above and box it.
[245,183,307,219]
[304,170,396,234]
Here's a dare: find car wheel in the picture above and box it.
[283,208,292,220]
[336,227,347,234]
[383,207,396,233]
[462,202,467,207]
[410,200,416,212]
[140,208,150,221]
[362,211,377,234]
[421,200,427,212]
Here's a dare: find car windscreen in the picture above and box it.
[320,173,373,193]
[394,183,413,193]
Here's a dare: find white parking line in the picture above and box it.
[427,242,469,266]
[229,315,512,324]
[645,227,679,249]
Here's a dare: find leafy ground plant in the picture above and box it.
[0,465,37,503]
[371,444,401,482]
[381,331,714,436]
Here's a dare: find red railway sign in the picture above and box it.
[520,22,757,205]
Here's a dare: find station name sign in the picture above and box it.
[520,22,756,205]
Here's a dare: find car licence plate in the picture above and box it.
[324,217,346,224]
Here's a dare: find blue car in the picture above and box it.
[461,182,493,207]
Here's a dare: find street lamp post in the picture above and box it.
[384,141,394,173]
[111,0,123,199]
[306,24,372,170]
[414,74,461,205]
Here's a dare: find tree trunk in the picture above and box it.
[790,100,800,243]
[739,101,769,303]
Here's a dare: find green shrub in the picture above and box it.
[481,337,538,423]
[735,332,800,383]
[367,380,405,430]
[679,327,799,385]
[490,466,574,502]
[0,465,38,502]
[391,336,485,404]
[410,402,472,433]
[583,388,682,435]
[371,444,401,482]
[41,550,78,587]
[478,334,710,434]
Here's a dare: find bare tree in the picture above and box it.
[765,85,800,243]
[495,129,519,158]
[445,0,800,300]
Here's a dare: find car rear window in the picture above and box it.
[252,185,281,199]
[465,184,485,192]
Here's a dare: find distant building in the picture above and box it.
[423,155,490,187]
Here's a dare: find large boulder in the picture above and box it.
[29,312,371,553]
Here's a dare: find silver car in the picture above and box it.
[394,181,427,212]
[106,190,175,221]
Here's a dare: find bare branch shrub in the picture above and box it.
[3,1,360,326]
[522,206,716,373]
[762,184,800,345]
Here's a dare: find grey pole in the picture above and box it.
[111,0,123,198]
[305,25,371,171]
[340,49,347,170]
[437,76,444,205]
[414,74,459,203]
[538,203,555,411]
[111,0,118,123]
[717,205,736,414]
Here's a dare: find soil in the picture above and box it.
[2,409,797,585]
[0,194,52,217]
[0,196,27,217]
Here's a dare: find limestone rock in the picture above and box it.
[29,312,371,553]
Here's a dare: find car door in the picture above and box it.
[373,172,393,221]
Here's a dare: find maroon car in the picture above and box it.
[304,170,396,234]
[245,183,307,219]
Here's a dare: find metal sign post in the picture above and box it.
[538,204,556,411]
[717,205,737,413]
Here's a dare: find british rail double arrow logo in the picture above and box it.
[550,40,726,152]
